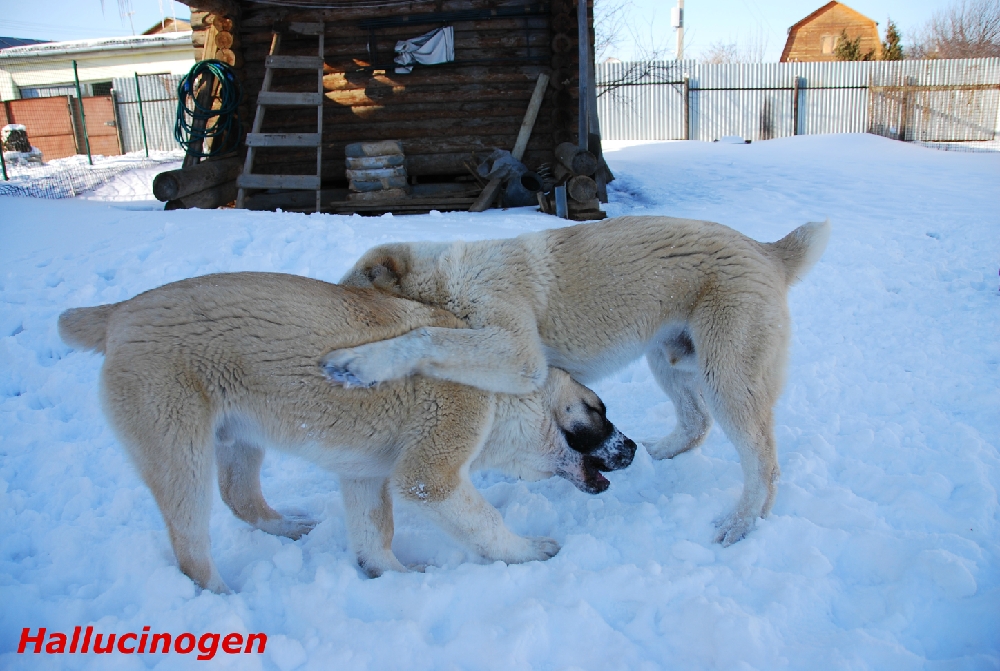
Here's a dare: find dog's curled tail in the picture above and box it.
[58,304,117,353]
[766,219,831,286]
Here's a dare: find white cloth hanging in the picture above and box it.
[394,26,454,74]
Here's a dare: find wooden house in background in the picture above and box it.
[144,18,194,35]
[172,0,599,214]
[780,1,881,62]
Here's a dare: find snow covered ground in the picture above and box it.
[0,150,182,200]
[1,133,998,670]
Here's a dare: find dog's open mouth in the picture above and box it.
[557,454,610,494]
[582,455,611,493]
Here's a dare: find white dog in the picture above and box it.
[58,272,635,592]
[322,215,830,544]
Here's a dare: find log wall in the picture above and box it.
[780,3,881,63]
[188,0,595,185]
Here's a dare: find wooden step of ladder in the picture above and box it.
[236,22,324,213]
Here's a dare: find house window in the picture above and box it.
[92,81,113,96]
[19,84,85,98]
[821,35,837,54]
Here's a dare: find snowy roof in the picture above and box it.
[0,37,51,50]
[0,31,192,59]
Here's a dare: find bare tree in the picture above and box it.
[909,0,1000,58]
[595,0,632,62]
[700,29,769,63]
[702,42,740,64]
[99,0,137,34]
[595,0,683,104]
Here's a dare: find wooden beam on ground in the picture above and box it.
[153,156,241,201]
[164,179,237,210]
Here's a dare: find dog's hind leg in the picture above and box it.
[341,477,407,577]
[215,428,316,540]
[102,366,228,592]
[705,397,780,546]
[692,309,786,546]
[645,334,713,460]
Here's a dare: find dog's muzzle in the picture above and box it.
[558,426,636,494]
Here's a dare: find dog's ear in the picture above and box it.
[367,256,403,292]
[342,246,409,293]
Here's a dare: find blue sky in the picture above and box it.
[3,0,193,41]
[4,0,945,60]
[616,0,945,60]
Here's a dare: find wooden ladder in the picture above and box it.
[236,22,325,213]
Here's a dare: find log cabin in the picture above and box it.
[780,2,881,63]
[172,0,600,214]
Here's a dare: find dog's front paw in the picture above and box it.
[357,553,408,578]
[320,348,379,388]
[713,511,756,547]
[646,434,697,460]
[530,536,561,560]
[258,511,318,540]
[510,536,560,563]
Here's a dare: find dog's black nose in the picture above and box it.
[621,436,637,465]
[602,435,636,471]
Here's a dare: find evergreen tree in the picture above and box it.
[882,19,904,60]
[834,29,876,60]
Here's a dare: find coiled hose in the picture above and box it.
[174,60,243,158]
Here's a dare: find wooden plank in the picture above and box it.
[330,197,478,212]
[245,188,349,211]
[164,180,238,210]
[511,72,551,160]
[237,174,321,189]
[266,55,324,69]
[347,188,409,201]
[257,91,324,106]
[288,22,323,35]
[242,1,550,27]
[246,132,321,147]
[252,149,554,180]
[245,16,550,37]
[470,73,549,213]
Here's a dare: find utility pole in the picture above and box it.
[672,0,684,60]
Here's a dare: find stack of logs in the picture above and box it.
[153,157,241,210]
[192,11,240,67]
[345,140,409,202]
[538,141,605,221]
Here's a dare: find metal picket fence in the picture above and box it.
[596,58,1000,147]
[112,73,185,154]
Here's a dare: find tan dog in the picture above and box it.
[322,215,830,545]
[58,272,635,593]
